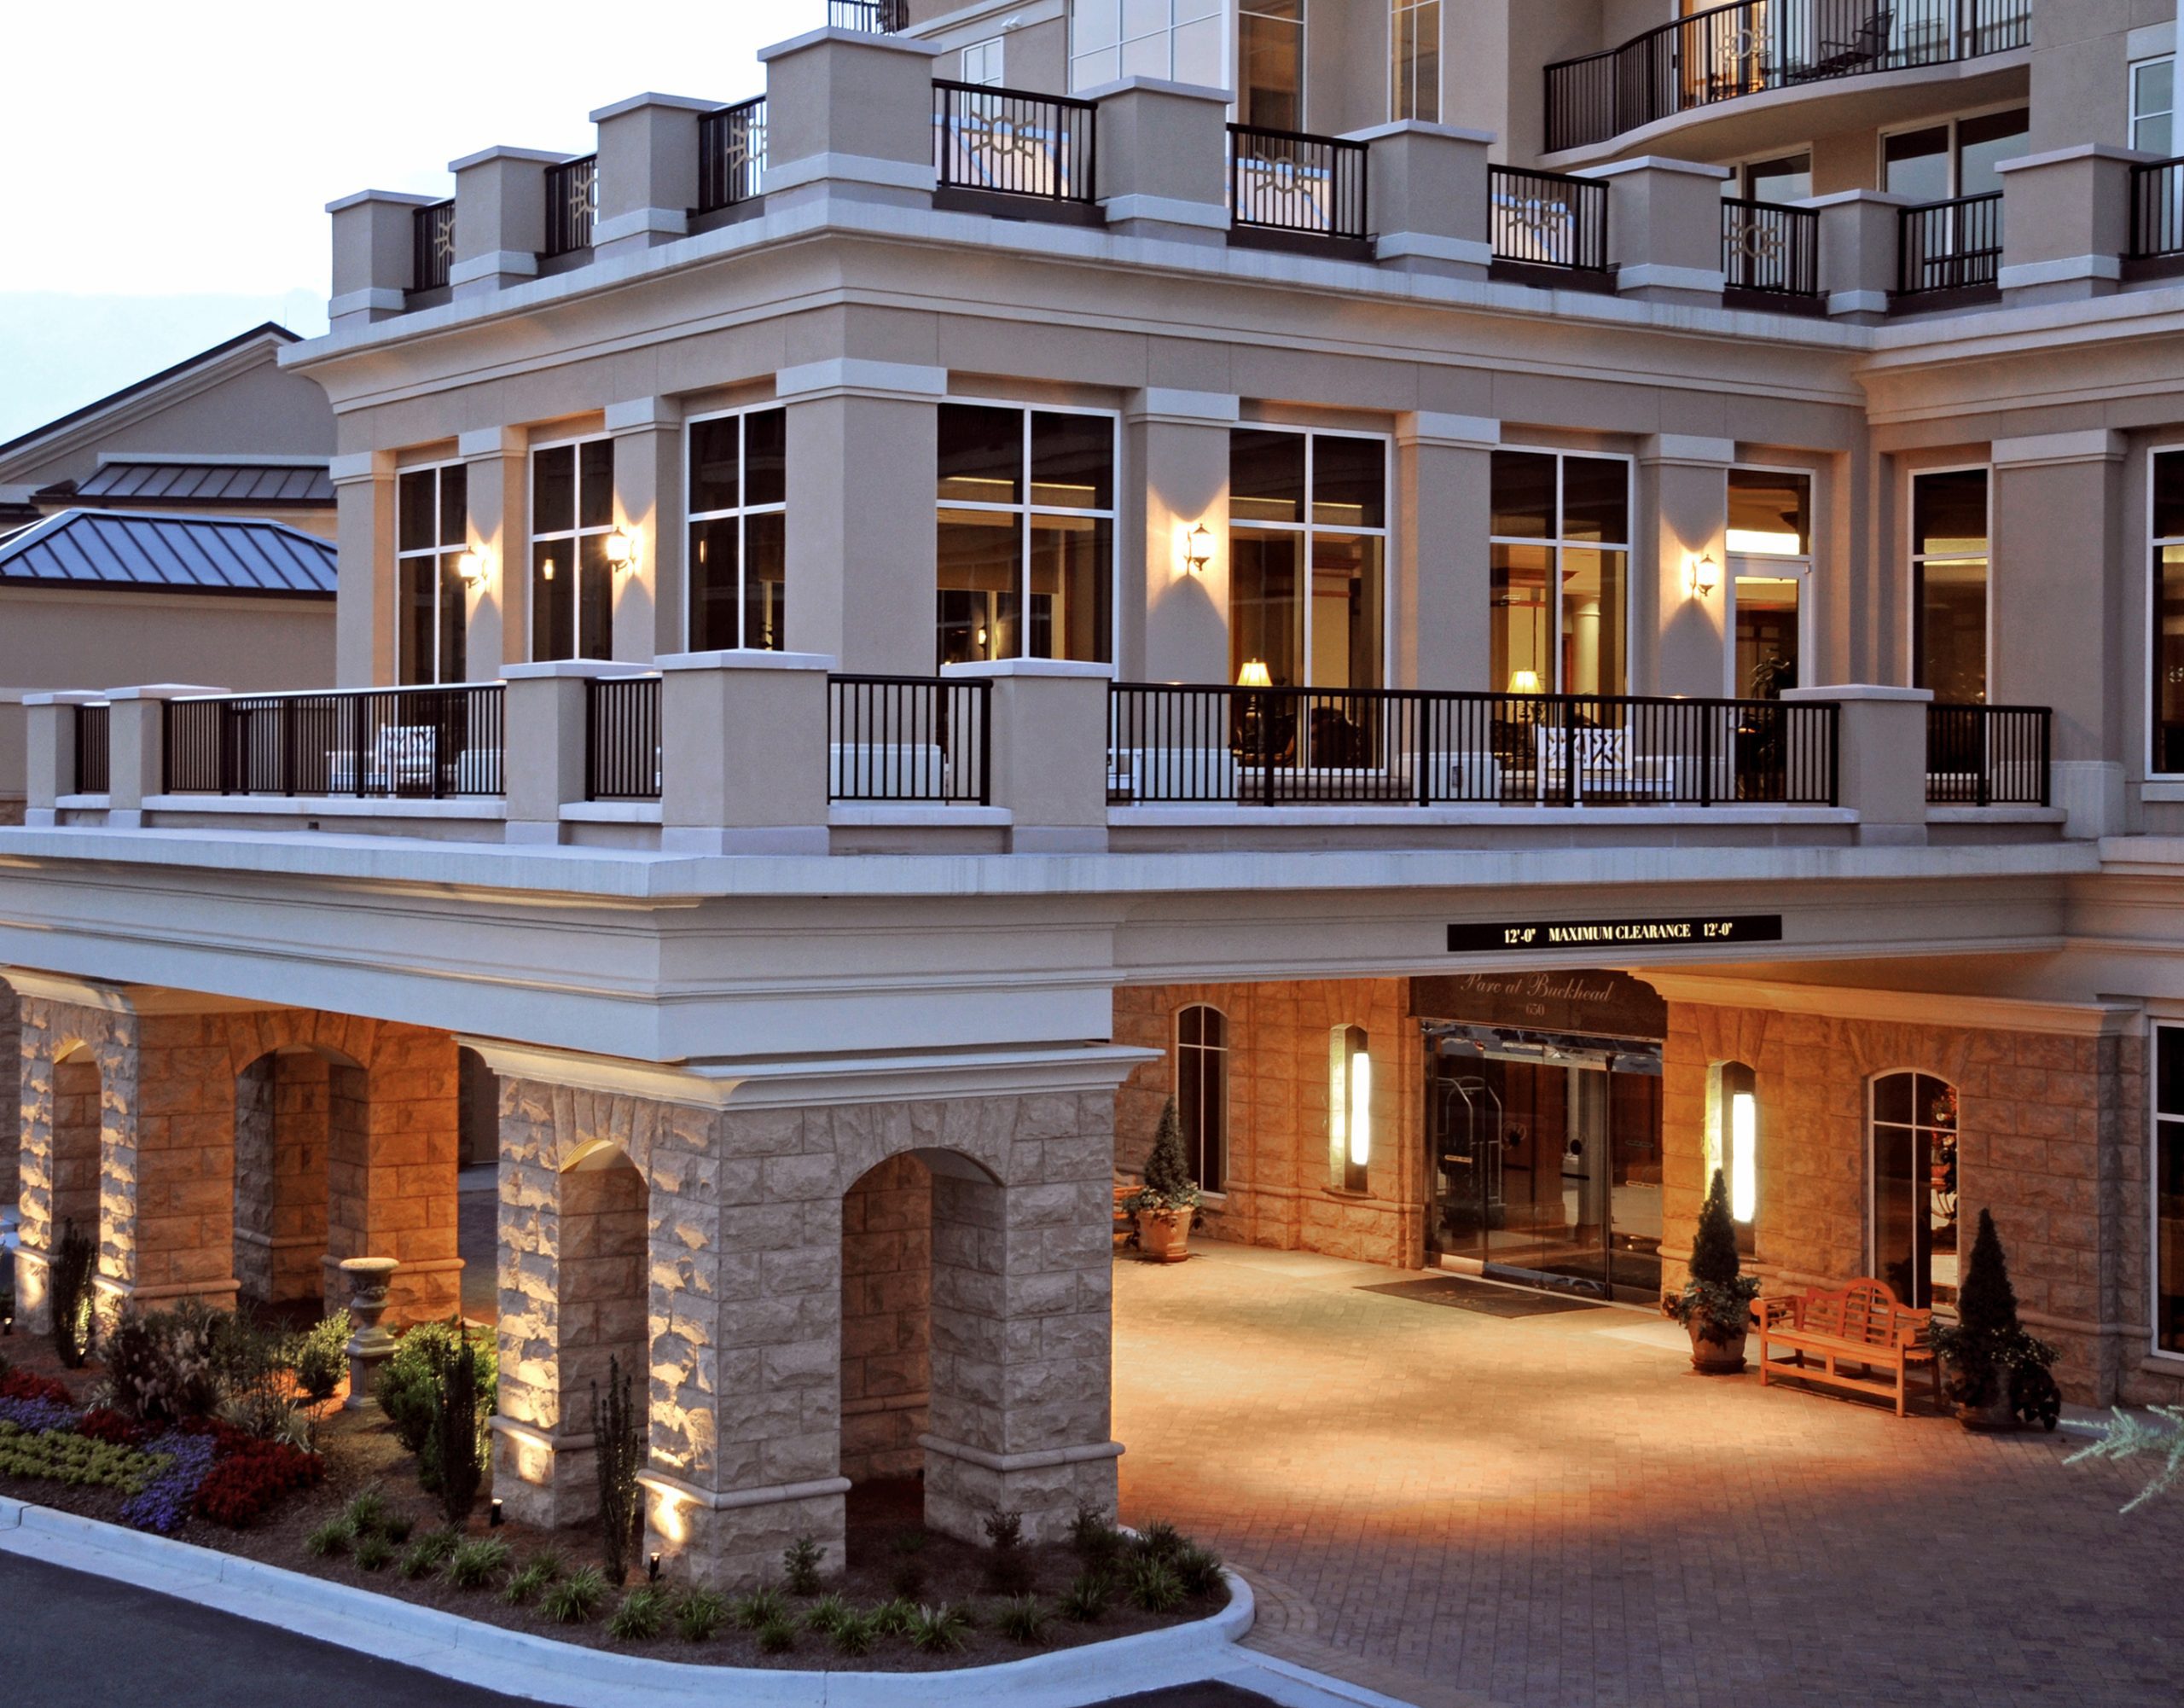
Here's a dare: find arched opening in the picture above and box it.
[233,1043,368,1317]
[1175,1004,1228,1193]
[0,977,20,1241]
[840,1152,932,1505]
[1870,1070,1960,1309]
[49,1045,102,1247]
[457,1046,497,1168]
[555,1141,649,1455]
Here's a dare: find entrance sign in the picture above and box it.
[1410,969,1665,1041]
[1445,915,1783,954]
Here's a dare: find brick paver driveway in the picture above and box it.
[1112,1244,2184,1708]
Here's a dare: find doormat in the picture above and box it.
[1357,1275,1609,1317]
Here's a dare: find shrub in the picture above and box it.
[783,1534,823,1595]
[591,1356,642,1583]
[382,1512,415,1545]
[0,1420,159,1493]
[373,1320,496,1479]
[1663,1170,1760,1344]
[803,1592,852,1635]
[982,1507,1032,1595]
[1172,1541,1224,1599]
[305,1519,354,1558]
[830,1610,877,1657]
[2068,1404,2184,1512]
[102,1304,223,1426]
[996,1594,1050,1646]
[906,1603,971,1654]
[49,1220,96,1369]
[425,1330,484,1525]
[208,1310,306,1444]
[355,1533,394,1572]
[755,1614,798,1655]
[192,1434,324,1527]
[291,1315,351,1409]
[1124,1098,1200,1216]
[1931,1210,2061,1426]
[540,1566,609,1624]
[442,1537,511,1589]
[1059,1569,1112,1623]
[673,1589,729,1642]
[1134,1519,1183,1561]
[503,1554,564,1606]
[398,1527,461,1580]
[1068,1502,1120,1564]
[732,1585,787,1631]
[868,1597,917,1638]
[1125,1555,1186,1614]
[888,1557,926,1599]
[341,1488,392,1538]
[607,1586,669,1641]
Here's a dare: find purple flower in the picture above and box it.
[119,1431,217,1534]
[0,1396,77,1434]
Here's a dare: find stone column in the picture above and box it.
[333,449,398,688]
[1579,157,1729,306]
[607,398,682,664]
[460,427,526,676]
[1395,414,1498,693]
[0,978,17,1238]
[1636,434,1733,699]
[1125,389,1236,684]
[326,1022,462,1326]
[327,189,439,328]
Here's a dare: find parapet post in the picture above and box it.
[1349,122,1493,281]
[1577,157,1729,305]
[941,660,1113,854]
[1997,146,2147,306]
[590,94,717,260]
[656,651,835,854]
[327,190,439,328]
[1089,78,1232,245]
[1783,685,1931,846]
[758,26,945,212]
[449,146,566,297]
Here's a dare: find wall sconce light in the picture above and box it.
[1184,522,1213,573]
[456,549,487,588]
[1688,551,1721,598]
[540,555,556,583]
[603,527,636,571]
[1730,1089,1757,1225]
[1507,669,1543,696]
[1236,659,1272,689]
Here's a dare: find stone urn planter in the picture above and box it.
[1136,1207,1193,1264]
[339,1256,401,1412]
[1686,1322,1749,1375]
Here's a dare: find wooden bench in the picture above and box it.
[1756,1277,1939,1418]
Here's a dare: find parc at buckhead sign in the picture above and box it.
[1445,915,1784,954]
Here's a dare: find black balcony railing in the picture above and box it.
[1896,190,2002,299]
[934,81,1097,204]
[2129,156,2184,262]
[586,676,662,802]
[412,199,456,293]
[1926,702,2050,806]
[1108,684,1838,808]
[162,684,505,799]
[1490,166,1610,273]
[698,96,768,215]
[829,0,907,31]
[544,155,598,258]
[1722,198,1821,298]
[1228,125,1369,243]
[1546,0,2034,154]
[828,675,990,805]
[73,704,109,795]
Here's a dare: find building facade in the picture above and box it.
[8,1,2184,1587]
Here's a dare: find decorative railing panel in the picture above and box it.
[828,675,991,805]
[829,0,907,31]
[544,155,597,257]
[73,704,109,796]
[1228,125,1369,242]
[933,81,1097,204]
[1722,198,1821,297]
[2129,156,2184,262]
[1926,702,2050,806]
[1490,166,1610,272]
[698,97,768,214]
[412,199,456,293]
[586,676,662,802]
[1896,190,2002,298]
[162,684,506,799]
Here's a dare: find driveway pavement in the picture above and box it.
[1112,1242,2184,1708]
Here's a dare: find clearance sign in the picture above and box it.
[1447,915,1784,954]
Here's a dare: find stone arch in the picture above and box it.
[557,1140,650,1458]
[48,1043,103,1259]
[0,975,19,1240]
[840,1151,934,1489]
[232,1041,367,1312]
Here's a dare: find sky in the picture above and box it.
[0,0,816,444]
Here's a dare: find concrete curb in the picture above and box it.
[0,1494,1257,1708]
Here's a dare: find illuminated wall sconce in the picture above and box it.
[456,549,487,588]
[1236,658,1272,689]
[1330,1024,1371,1193]
[1507,668,1543,696]
[1184,522,1213,573]
[603,527,637,571]
[540,555,557,583]
[1687,551,1721,598]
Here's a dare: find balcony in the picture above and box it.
[696,96,767,217]
[1545,0,2033,155]
[934,82,1099,218]
[1488,166,1612,285]
[1722,198,1821,305]
[1228,124,1370,254]
[1894,189,2002,308]
[828,0,906,31]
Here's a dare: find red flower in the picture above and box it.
[0,1369,73,1405]
[191,1436,325,1528]
[76,1408,151,1448]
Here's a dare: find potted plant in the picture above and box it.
[1663,1168,1759,1374]
[1124,1098,1200,1264]
[1930,1210,2061,1432]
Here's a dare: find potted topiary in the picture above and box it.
[1929,1210,2060,1433]
[1664,1168,1759,1374]
[1124,1098,1200,1264]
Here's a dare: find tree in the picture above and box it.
[592,1355,643,1583]
[1664,1169,1758,1344]
[427,1330,484,1525]
[1127,1097,1200,1214]
[1931,1210,2059,1426]
[49,1218,96,1369]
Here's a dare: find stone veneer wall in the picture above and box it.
[840,1152,932,1484]
[233,1051,333,1306]
[1664,1001,2169,1406]
[0,981,17,1220]
[1115,979,1426,1268]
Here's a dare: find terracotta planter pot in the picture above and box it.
[1955,1390,2018,1432]
[1687,1321,1749,1374]
[1136,1207,1193,1264]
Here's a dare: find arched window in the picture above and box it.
[1708,1060,1759,1256]
[1870,1071,1959,1309]
[1176,1005,1228,1194]
[1329,1024,1371,1193]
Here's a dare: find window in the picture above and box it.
[1228,428,1387,692]
[1239,0,1304,131]
[396,463,468,686]
[687,408,787,652]
[936,404,1114,668]
[2152,450,2184,773]
[1176,1005,1228,1193]
[1882,107,2028,201]
[1728,468,1811,700]
[531,438,615,661]
[962,36,1004,86]
[1721,152,1812,204]
[2155,1025,2184,1357]
[1911,468,1989,704]
[1709,1060,1759,1255]
[1490,450,1629,696]
[1069,0,1223,93]
[1870,1072,1959,1309]
[1390,0,1439,124]
[1329,1024,1370,1193]
[2133,56,2175,156]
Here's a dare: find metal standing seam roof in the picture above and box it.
[72,462,334,506]
[0,508,336,597]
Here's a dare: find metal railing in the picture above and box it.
[1228,125,1370,242]
[1490,166,1610,273]
[828,675,991,805]
[162,684,506,799]
[1926,702,2050,806]
[73,704,109,795]
[1108,684,1838,808]
[2129,156,2184,262]
[934,81,1097,205]
[698,96,768,214]
[412,199,456,293]
[586,676,662,802]
[828,0,907,30]
[1896,190,2002,298]
[1546,0,2033,154]
[544,155,598,257]
[1722,198,1821,297]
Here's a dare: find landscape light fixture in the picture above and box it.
[489,1498,503,1527]
[648,1553,663,1583]
[1688,551,1721,598]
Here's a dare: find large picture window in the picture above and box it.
[1390,0,1439,123]
[531,438,615,662]
[936,404,1113,669]
[396,463,468,687]
[1238,0,1304,131]
[1490,450,1629,697]
[1870,1071,1959,1310]
[1728,468,1811,700]
[2152,450,2184,774]
[687,408,787,653]
[1911,468,1989,705]
[2157,1025,2184,1357]
[1176,1005,1228,1194]
[1228,428,1387,693]
[1068,0,1223,92]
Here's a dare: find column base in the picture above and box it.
[91,1273,244,1315]
[489,1416,601,1527]
[639,1467,850,1591]
[920,1433,1123,1544]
